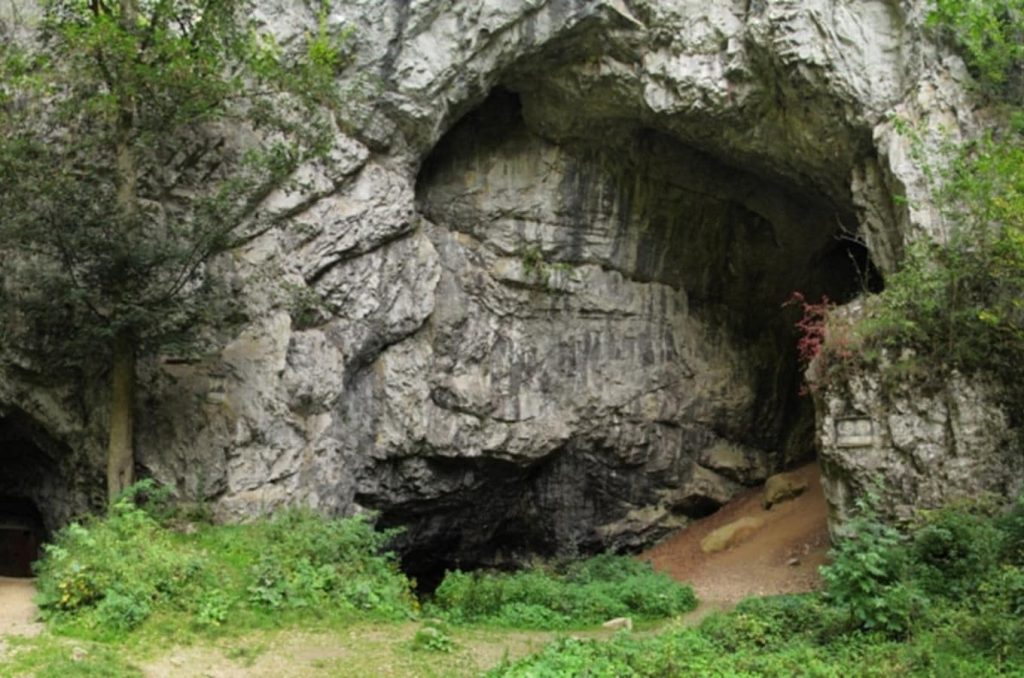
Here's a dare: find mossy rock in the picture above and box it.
[700,517,765,553]
[763,473,808,510]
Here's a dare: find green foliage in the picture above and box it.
[0,0,347,365]
[33,486,414,638]
[410,619,457,653]
[491,497,1024,677]
[998,494,1024,563]
[820,495,922,637]
[241,510,413,617]
[820,1,1024,405]
[846,124,1024,412]
[700,594,836,650]
[928,0,1024,99]
[35,492,208,635]
[428,554,697,630]
[909,500,1004,597]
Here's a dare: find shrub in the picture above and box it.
[33,486,415,636]
[820,496,924,637]
[998,494,1024,563]
[928,0,1024,99]
[910,503,1004,597]
[701,594,833,651]
[35,494,208,635]
[849,118,1024,413]
[410,619,457,653]
[429,555,696,629]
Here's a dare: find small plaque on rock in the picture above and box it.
[836,417,874,448]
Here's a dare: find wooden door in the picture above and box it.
[0,527,37,577]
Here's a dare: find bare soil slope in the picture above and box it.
[642,462,831,604]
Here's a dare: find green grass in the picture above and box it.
[0,635,143,678]
[10,483,1024,676]
[426,554,697,630]
[490,497,1024,677]
[32,485,417,642]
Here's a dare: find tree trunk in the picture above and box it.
[107,329,136,502]
[107,0,139,504]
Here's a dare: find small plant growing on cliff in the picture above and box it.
[927,0,1024,100]
[785,292,832,368]
[847,1,1024,408]
[785,292,857,394]
[0,0,347,502]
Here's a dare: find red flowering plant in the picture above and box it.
[785,292,857,394]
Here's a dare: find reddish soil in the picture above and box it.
[641,462,831,604]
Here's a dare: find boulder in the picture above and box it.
[700,517,765,553]
[763,474,808,510]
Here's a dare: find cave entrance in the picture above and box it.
[367,87,887,575]
[0,413,73,576]
[0,497,44,578]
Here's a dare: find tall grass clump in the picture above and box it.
[428,554,697,629]
[33,482,415,639]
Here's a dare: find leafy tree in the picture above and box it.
[0,0,347,501]
[927,0,1024,99]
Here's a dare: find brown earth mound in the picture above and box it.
[641,462,830,604]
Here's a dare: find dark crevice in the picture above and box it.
[0,414,70,577]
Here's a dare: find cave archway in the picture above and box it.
[0,412,80,576]
[0,497,44,578]
[358,86,884,584]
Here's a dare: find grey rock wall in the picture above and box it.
[817,369,1024,530]
[0,0,999,568]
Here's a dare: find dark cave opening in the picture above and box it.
[387,86,888,580]
[0,413,73,576]
[366,454,567,593]
[0,496,45,578]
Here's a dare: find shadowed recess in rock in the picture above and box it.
[0,496,45,578]
[347,88,883,582]
[0,412,85,536]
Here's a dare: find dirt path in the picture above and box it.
[0,576,42,640]
[139,623,634,678]
[641,462,831,605]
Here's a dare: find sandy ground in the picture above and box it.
[641,461,831,604]
[0,575,42,663]
[0,577,41,639]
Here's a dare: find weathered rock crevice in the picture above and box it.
[816,364,1024,532]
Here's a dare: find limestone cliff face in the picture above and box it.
[816,364,1024,531]
[0,0,1007,569]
